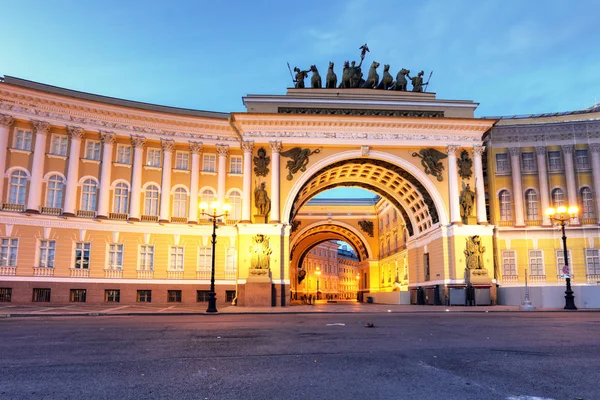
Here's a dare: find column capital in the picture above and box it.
[130,135,146,149]
[535,146,547,155]
[31,120,50,135]
[216,144,229,157]
[269,141,282,153]
[100,131,116,145]
[161,138,175,153]
[0,114,14,127]
[189,141,203,154]
[472,145,485,156]
[590,143,600,153]
[509,147,521,157]
[562,145,574,155]
[241,141,254,153]
[446,145,460,155]
[67,126,85,140]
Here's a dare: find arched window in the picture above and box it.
[8,170,28,205]
[144,185,160,216]
[525,189,538,220]
[499,190,512,221]
[228,190,242,221]
[200,189,215,205]
[44,175,64,208]
[551,188,564,207]
[172,188,187,218]
[113,183,129,214]
[81,179,98,211]
[581,187,595,219]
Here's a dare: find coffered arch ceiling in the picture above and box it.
[289,158,440,237]
[291,223,371,264]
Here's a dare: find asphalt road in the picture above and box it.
[1,312,598,400]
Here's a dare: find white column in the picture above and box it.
[562,145,580,224]
[269,141,282,223]
[0,114,14,203]
[62,126,84,215]
[241,141,254,222]
[509,147,525,227]
[26,120,50,212]
[446,145,461,224]
[473,145,487,224]
[97,131,115,218]
[590,144,600,224]
[535,146,551,226]
[216,144,229,207]
[129,135,145,221]
[187,142,202,223]
[159,139,174,223]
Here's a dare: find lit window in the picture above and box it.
[147,148,161,167]
[495,153,509,173]
[173,188,187,218]
[108,244,124,269]
[8,170,28,205]
[170,246,184,271]
[81,179,98,211]
[116,145,132,164]
[13,129,32,151]
[39,240,56,268]
[547,151,563,172]
[139,245,154,271]
[203,154,216,172]
[228,190,242,221]
[175,151,189,170]
[85,140,101,160]
[144,185,160,216]
[576,149,590,170]
[230,156,242,174]
[551,188,565,207]
[45,175,64,208]
[0,238,19,267]
[113,183,129,214]
[74,242,90,269]
[50,135,68,156]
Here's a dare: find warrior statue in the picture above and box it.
[293,67,310,89]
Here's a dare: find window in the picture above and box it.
[198,246,212,272]
[144,185,160,216]
[50,135,68,156]
[547,151,563,172]
[33,288,51,302]
[551,188,565,207]
[173,188,187,218]
[147,148,161,167]
[203,154,216,172]
[170,246,184,271]
[581,187,595,219]
[45,175,64,208]
[74,242,90,269]
[528,250,544,276]
[8,170,28,205]
[116,145,132,164]
[575,149,590,169]
[495,153,509,173]
[81,179,98,211]
[228,190,242,221]
[230,156,242,174]
[0,288,12,302]
[585,249,600,275]
[200,189,216,218]
[175,151,189,170]
[105,289,120,303]
[85,140,101,160]
[139,245,154,271]
[556,249,573,275]
[0,238,18,267]
[137,290,152,303]
[197,290,210,302]
[70,289,87,303]
[521,152,536,172]
[225,247,236,273]
[168,290,182,303]
[39,240,56,268]
[13,129,32,151]
[108,244,124,269]
[499,190,512,221]
[501,250,517,276]
[525,189,538,220]
[113,183,129,214]
[226,290,236,303]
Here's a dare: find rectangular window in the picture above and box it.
[33,288,51,302]
[225,290,236,303]
[39,240,56,268]
[147,148,161,167]
[575,149,590,170]
[585,249,600,275]
[528,250,544,276]
[168,290,182,303]
[170,246,184,271]
[495,153,510,173]
[0,288,12,302]
[502,250,517,276]
[225,247,236,272]
[116,145,132,164]
[175,151,189,170]
[108,243,124,269]
[0,238,18,267]
[70,289,87,303]
[137,290,152,303]
[556,249,573,275]
[14,129,32,151]
[203,154,216,172]
[198,246,212,272]
[105,289,121,303]
[85,140,101,160]
[50,135,68,156]
[197,290,210,302]
[547,151,563,172]
[139,245,154,271]
[74,242,90,269]
[521,152,536,172]
[230,156,242,174]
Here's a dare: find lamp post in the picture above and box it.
[546,205,579,310]
[315,266,321,301]
[199,200,230,313]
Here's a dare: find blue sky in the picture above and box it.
[2,0,599,118]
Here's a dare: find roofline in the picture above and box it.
[483,105,600,120]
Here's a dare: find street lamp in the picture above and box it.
[315,266,321,301]
[199,200,230,313]
[546,205,579,310]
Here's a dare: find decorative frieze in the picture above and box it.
[278,107,444,118]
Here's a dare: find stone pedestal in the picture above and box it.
[466,268,492,285]
[254,214,268,224]
[244,271,272,307]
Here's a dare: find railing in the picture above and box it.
[70,268,90,278]
[170,216,187,224]
[40,207,62,215]
[167,270,184,279]
[104,269,123,278]
[197,220,213,226]
[2,203,25,212]
[225,219,238,226]
[525,220,542,226]
[141,215,159,223]
[501,274,519,284]
[224,270,236,280]
[586,274,600,284]
[108,212,128,220]
[557,274,574,282]
[137,270,154,279]
[528,274,546,284]
[196,270,211,280]
[0,266,17,276]
[76,209,96,218]
[33,267,54,277]
[498,220,513,227]
[581,218,597,225]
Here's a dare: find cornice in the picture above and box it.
[490,119,600,144]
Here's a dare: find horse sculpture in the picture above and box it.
[338,61,351,88]
[376,64,393,90]
[362,61,380,88]
[326,61,337,88]
[394,68,409,91]
[310,65,322,88]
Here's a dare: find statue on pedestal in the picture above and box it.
[254,182,271,217]
[460,184,475,223]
